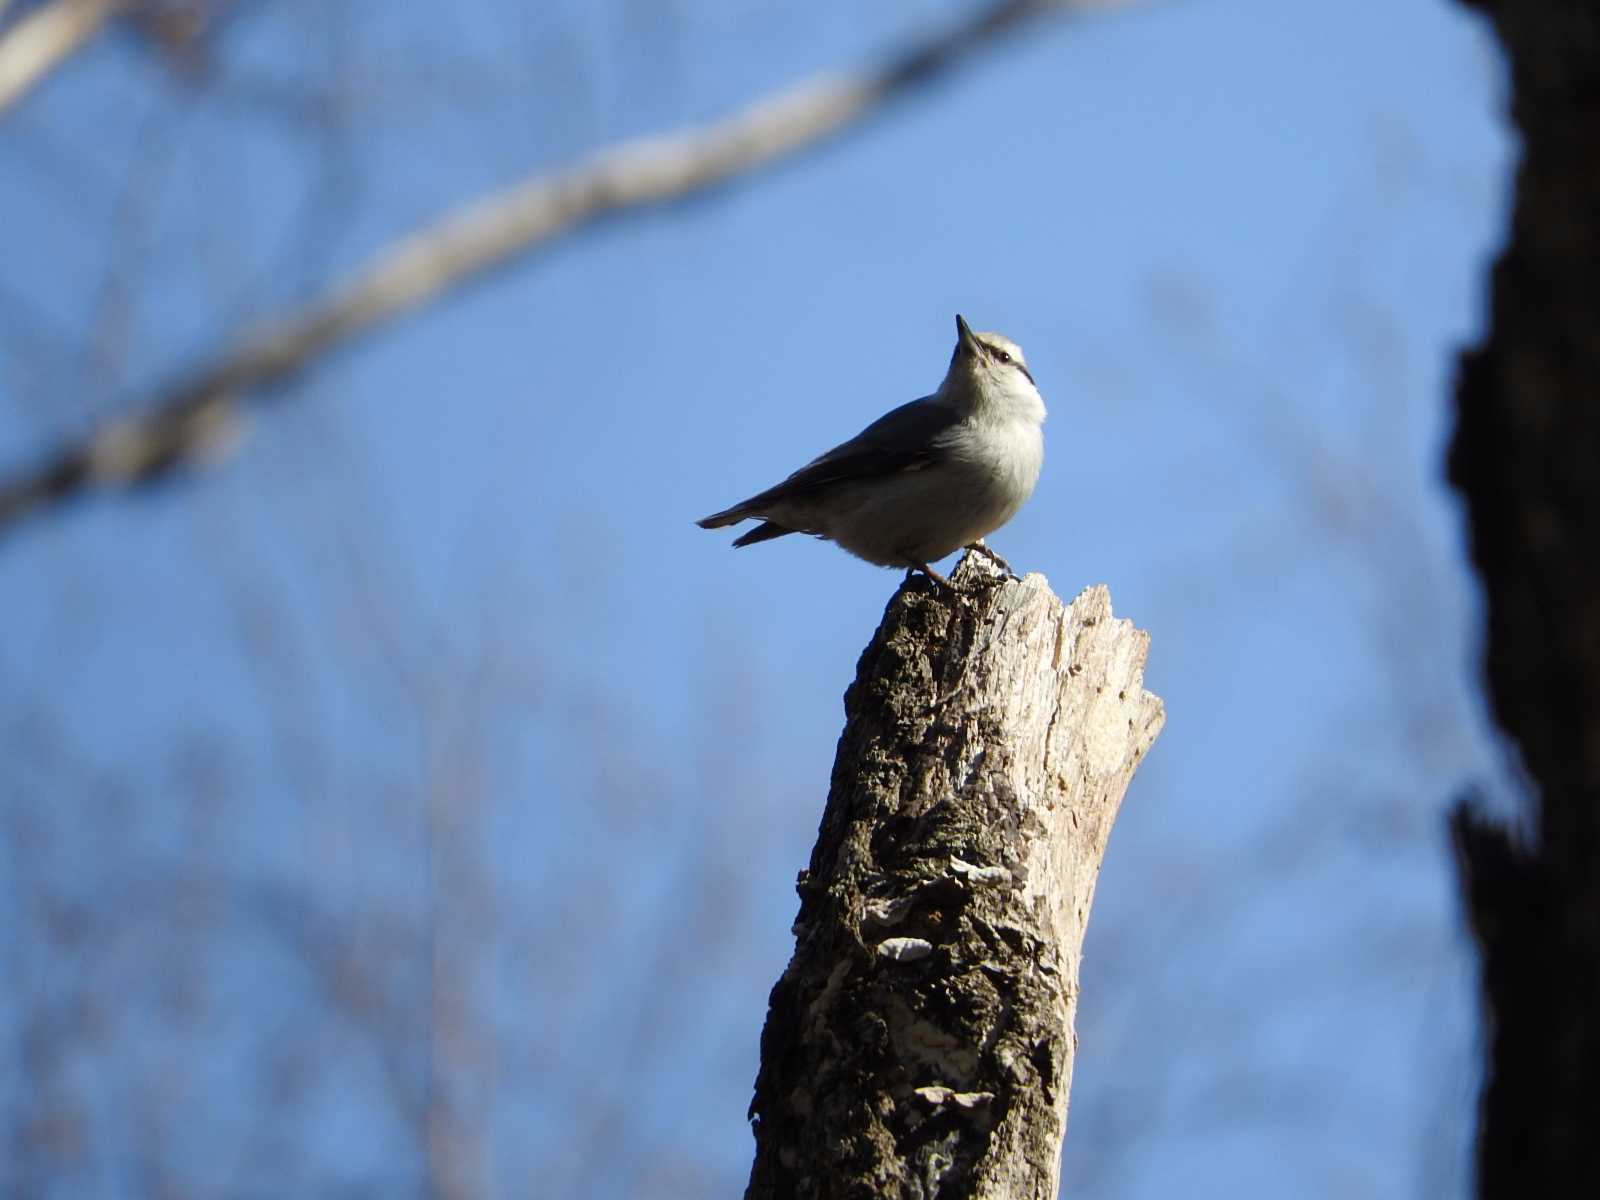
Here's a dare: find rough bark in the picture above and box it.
[1449,2,1600,1196]
[745,554,1163,1200]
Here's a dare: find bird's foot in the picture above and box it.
[964,541,1019,581]
[911,563,958,594]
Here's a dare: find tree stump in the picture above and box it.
[746,552,1164,1199]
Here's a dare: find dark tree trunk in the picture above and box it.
[1449,3,1600,1196]
[744,556,1163,1199]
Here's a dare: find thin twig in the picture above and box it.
[0,0,1121,540]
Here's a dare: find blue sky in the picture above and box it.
[0,1,1516,1196]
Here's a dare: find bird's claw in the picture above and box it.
[964,542,1020,581]
[911,563,958,594]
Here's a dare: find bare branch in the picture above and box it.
[0,0,125,114]
[0,0,1129,542]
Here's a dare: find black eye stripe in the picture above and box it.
[978,341,1033,384]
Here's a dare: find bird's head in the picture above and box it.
[939,314,1046,423]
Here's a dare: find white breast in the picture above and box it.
[820,414,1043,568]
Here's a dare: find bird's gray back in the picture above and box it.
[784,397,963,488]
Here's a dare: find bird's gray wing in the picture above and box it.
[744,398,962,506]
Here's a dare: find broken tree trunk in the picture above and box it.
[745,553,1164,1200]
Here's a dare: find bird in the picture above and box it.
[696,314,1045,588]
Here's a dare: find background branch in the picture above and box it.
[0,0,1129,542]
[0,0,125,114]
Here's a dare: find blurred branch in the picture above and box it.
[0,0,125,114]
[0,0,1128,542]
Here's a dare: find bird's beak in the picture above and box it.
[956,314,981,358]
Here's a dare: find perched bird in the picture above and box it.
[696,315,1045,587]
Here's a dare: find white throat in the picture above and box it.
[942,369,1046,426]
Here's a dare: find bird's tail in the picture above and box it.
[696,506,749,529]
[731,521,795,548]
[697,500,797,547]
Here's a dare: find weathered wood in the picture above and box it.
[745,553,1163,1199]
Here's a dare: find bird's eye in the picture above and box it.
[993,349,1011,364]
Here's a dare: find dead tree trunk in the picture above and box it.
[1449,3,1600,1195]
[745,554,1164,1200]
